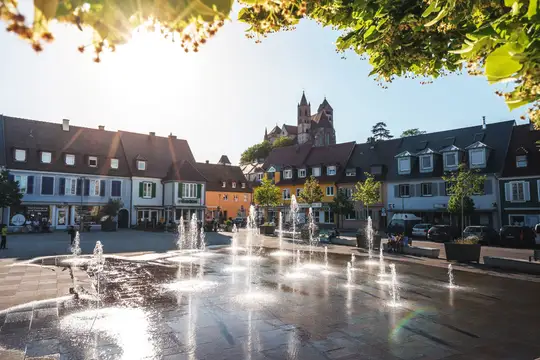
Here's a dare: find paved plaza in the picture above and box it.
[0,230,539,359]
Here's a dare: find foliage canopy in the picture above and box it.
[0,170,23,213]
[401,128,426,137]
[352,173,381,209]
[253,178,281,208]
[329,189,354,228]
[298,176,324,205]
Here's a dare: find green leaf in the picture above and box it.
[485,44,523,81]
[449,44,474,54]
[506,98,529,110]
[363,25,376,40]
[424,8,447,27]
[422,1,438,18]
[528,0,537,18]
[504,0,515,6]
[512,0,519,15]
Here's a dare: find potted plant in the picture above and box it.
[259,222,276,235]
[100,199,123,232]
[225,219,233,232]
[445,236,481,263]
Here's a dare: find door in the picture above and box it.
[118,209,129,228]
[56,207,68,230]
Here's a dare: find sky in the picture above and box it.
[0,3,527,165]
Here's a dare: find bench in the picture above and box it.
[529,249,540,262]
[382,243,440,258]
[485,256,540,275]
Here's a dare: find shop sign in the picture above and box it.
[433,204,447,209]
[27,205,49,213]
[11,214,26,226]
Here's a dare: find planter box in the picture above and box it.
[403,246,440,259]
[101,221,117,232]
[484,256,540,275]
[444,242,481,263]
[259,225,275,236]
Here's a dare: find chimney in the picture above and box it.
[62,119,70,131]
[205,160,209,164]
[168,132,177,140]
[482,116,486,130]
[149,132,155,136]
[98,125,105,130]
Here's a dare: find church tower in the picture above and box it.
[297,91,312,144]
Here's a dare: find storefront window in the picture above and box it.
[75,206,102,225]
[9,205,51,226]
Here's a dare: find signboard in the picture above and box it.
[177,199,200,205]
[11,214,26,226]
[381,208,387,217]
[433,204,447,209]
[27,206,49,213]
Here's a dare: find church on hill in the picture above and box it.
[263,92,336,147]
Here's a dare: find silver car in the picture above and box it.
[412,223,432,239]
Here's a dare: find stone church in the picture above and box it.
[263,92,336,147]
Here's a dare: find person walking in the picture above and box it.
[67,226,76,246]
[1,224,8,249]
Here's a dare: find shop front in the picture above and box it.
[8,205,52,232]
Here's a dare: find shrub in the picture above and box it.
[225,220,232,227]
[455,236,479,245]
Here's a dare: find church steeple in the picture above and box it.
[318,97,333,113]
[299,91,308,106]
[264,127,268,141]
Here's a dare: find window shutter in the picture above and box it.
[524,181,530,201]
[84,179,90,196]
[415,184,422,197]
[139,183,144,197]
[394,185,399,198]
[438,183,446,196]
[197,184,202,198]
[179,183,183,198]
[59,178,66,195]
[27,176,34,194]
[100,180,106,197]
[410,184,416,197]
[8,174,14,182]
[76,179,82,195]
[432,182,439,196]
[484,179,492,195]
[151,183,156,198]
[504,183,511,201]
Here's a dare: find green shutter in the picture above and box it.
[151,183,156,198]
[197,184,202,198]
[139,182,143,197]
[179,183,184,198]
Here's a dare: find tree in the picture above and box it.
[401,128,426,137]
[442,164,486,233]
[240,141,273,165]
[3,1,538,126]
[100,199,124,218]
[272,136,295,148]
[447,196,475,217]
[253,178,281,220]
[329,189,354,229]
[0,170,23,223]
[352,173,381,217]
[298,176,324,205]
[369,122,393,142]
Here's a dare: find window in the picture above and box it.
[111,180,122,197]
[398,158,411,173]
[399,184,410,197]
[444,152,458,168]
[14,175,28,194]
[420,155,432,172]
[345,168,356,177]
[241,183,246,189]
[89,179,101,196]
[326,186,334,196]
[283,170,292,179]
[345,211,356,220]
[298,169,306,178]
[371,165,382,175]
[507,181,529,202]
[88,156,98,167]
[222,181,226,188]
[421,183,432,197]
[65,154,75,166]
[111,158,119,169]
[312,167,321,177]
[244,194,248,202]
[516,155,527,168]
[469,149,485,167]
[41,176,54,195]
[41,151,52,164]
[283,188,291,200]
[327,166,337,176]
[296,188,302,197]
[232,182,237,188]
[256,173,263,181]
[143,182,153,198]
[65,178,77,195]
[223,194,228,201]
[183,183,197,198]
[445,181,454,196]
[344,188,353,199]
[14,149,26,162]
[137,160,146,171]
[234,195,238,202]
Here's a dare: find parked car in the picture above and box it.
[232,217,247,228]
[499,225,536,248]
[427,225,459,242]
[411,223,432,239]
[462,226,499,245]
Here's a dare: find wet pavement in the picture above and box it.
[0,246,539,360]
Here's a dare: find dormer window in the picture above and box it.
[222,181,226,188]
[41,151,52,164]
[256,173,263,181]
[312,167,321,177]
[232,182,237,188]
[516,155,527,168]
[88,156,98,167]
[419,155,433,172]
[137,160,146,171]
[395,151,413,175]
[327,166,337,176]
[14,149,26,162]
[298,169,306,178]
[110,158,119,169]
[283,169,292,179]
[65,154,75,166]
[346,168,356,177]
[241,182,246,189]
[469,149,486,167]
[444,152,458,168]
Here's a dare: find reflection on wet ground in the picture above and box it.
[1,248,539,360]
